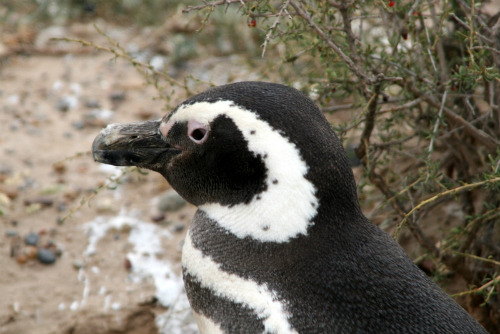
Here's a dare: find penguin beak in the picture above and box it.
[92,119,180,171]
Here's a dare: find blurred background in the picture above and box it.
[1,1,499,333]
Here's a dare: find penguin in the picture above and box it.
[92,81,488,334]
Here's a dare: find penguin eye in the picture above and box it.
[187,120,209,144]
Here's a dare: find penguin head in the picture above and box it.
[93,81,360,242]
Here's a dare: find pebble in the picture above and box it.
[16,254,28,264]
[0,165,13,177]
[24,196,54,207]
[124,258,132,270]
[6,229,19,237]
[109,90,126,102]
[1,188,19,200]
[151,212,165,223]
[57,202,67,213]
[71,120,85,130]
[72,259,84,270]
[24,246,38,259]
[56,96,78,112]
[84,98,100,109]
[52,162,67,174]
[157,190,187,212]
[170,222,186,233]
[37,248,57,264]
[24,232,39,246]
[96,197,115,213]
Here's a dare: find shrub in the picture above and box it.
[182,0,500,331]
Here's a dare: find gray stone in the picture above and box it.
[24,232,39,246]
[170,222,186,233]
[157,190,187,212]
[6,230,19,237]
[72,259,84,269]
[37,248,57,264]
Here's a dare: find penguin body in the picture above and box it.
[92,82,488,334]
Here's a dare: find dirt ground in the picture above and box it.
[0,22,204,334]
[0,18,492,334]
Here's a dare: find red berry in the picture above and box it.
[248,19,256,28]
[388,0,395,7]
[401,27,408,40]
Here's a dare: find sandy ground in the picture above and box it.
[0,22,203,334]
[0,17,493,333]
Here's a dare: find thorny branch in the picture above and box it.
[182,0,250,13]
[338,0,360,66]
[407,82,500,151]
[52,26,184,89]
[394,177,500,239]
[289,0,376,89]
[261,0,292,57]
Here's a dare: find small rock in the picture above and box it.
[63,187,81,201]
[16,254,28,264]
[96,197,115,213]
[24,232,39,246]
[170,222,186,233]
[37,248,57,264]
[57,202,67,212]
[71,120,85,130]
[44,239,55,247]
[151,212,165,223]
[52,246,62,257]
[52,161,67,174]
[0,164,13,177]
[56,96,78,112]
[157,190,187,212]
[24,246,38,259]
[5,229,19,237]
[72,260,84,270]
[2,188,19,200]
[109,90,126,102]
[81,110,113,128]
[84,98,100,109]
[124,258,132,271]
[24,196,53,207]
